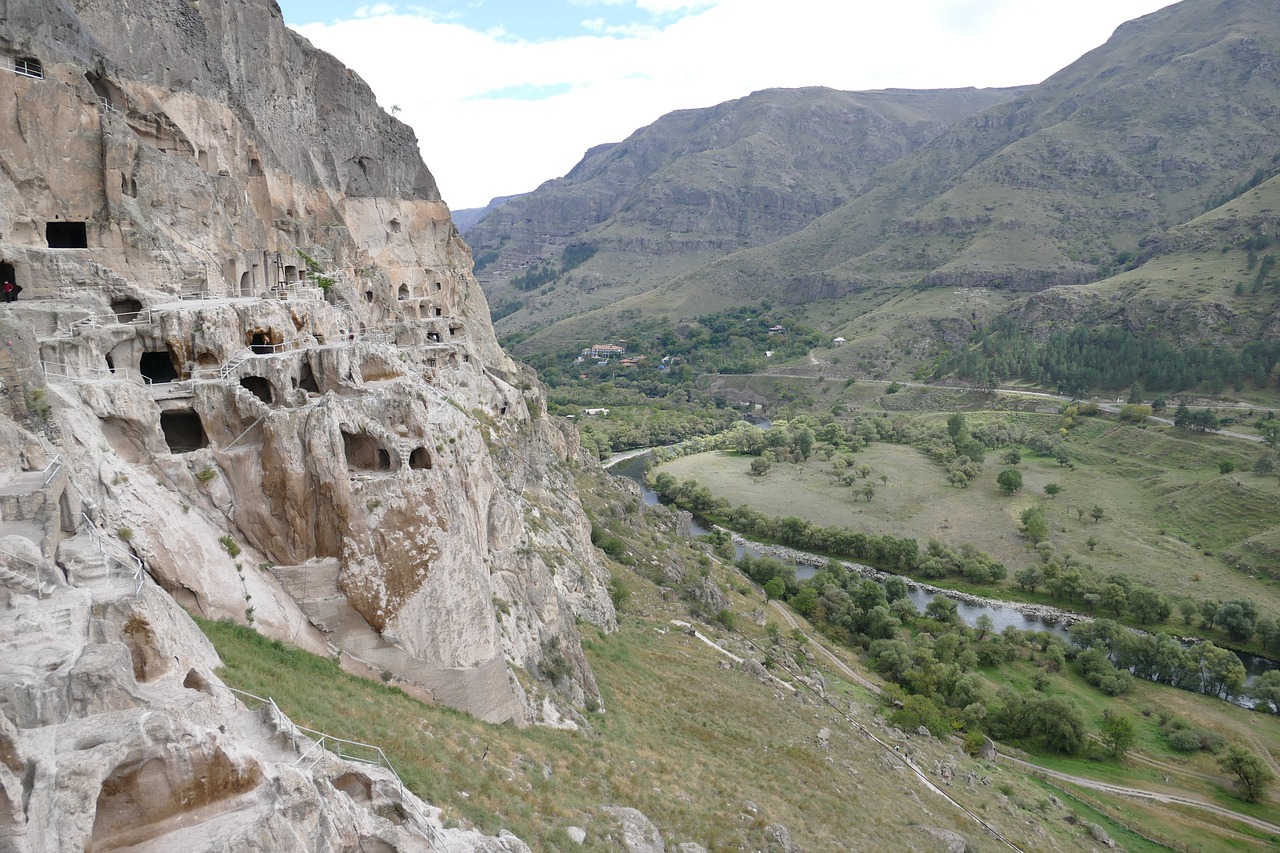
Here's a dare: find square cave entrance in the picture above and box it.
[160,411,207,454]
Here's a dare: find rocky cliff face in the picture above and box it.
[0,0,612,848]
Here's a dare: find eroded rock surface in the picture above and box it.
[0,0,615,848]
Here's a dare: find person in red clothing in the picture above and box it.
[1,281,14,302]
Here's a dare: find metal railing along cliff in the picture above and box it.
[79,513,145,596]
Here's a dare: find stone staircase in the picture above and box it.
[0,539,56,598]
[56,531,115,587]
[219,348,254,380]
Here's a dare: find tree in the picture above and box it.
[763,577,786,602]
[1263,423,1280,451]
[1020,506,1049,542]
[1218,744,1275,803]
[861,484,876,502]
[925,596,958,623]
[1015,565,1043,594]
[1090,505,1105,523]
[1099,710,1136,760]
[1128,587,1171,625]
[1086,536,1099,552]
[996,468,1023,495]
[1252,671,1280,714]
[1003,448,1022,465]
[1043,483,1062,497]
[749,457,771,477]
[1101,583,1127,616]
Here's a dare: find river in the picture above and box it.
[606,449,1278,707]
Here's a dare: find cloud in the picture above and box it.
[293,0,1173,209]
[353,3,396,18]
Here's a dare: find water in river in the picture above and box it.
[608,450,1277,706]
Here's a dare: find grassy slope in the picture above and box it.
[195,459,1280,851]
[654,414,1280,615]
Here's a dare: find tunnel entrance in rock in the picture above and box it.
[46,221,88,249]
[111,298,143,321]
[342,431,392,471]
[0,261,15,293]
[139,350,178,384]
[239,271,252,297]
[239,376,272,404]
[397,283,409,300]
[160,411,207,453]
[297,363,320,395]
[249,332,272,354]
[409,447,432,470]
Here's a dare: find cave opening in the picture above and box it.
[249,332,272,354]
[342,431,393,472]
[397,283,409,300]
[112,298,143,321]
[46,221,88,249]
[409,447,432,470]
[159,411,207,453]
[239,376,272,404]
[139,350,178,384]
[297,363,321,395]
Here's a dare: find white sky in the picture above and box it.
[287,1,1176,209]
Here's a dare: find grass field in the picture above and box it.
[654,415,1280,617]
[196,459,1280,851]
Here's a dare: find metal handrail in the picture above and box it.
[39,454,62,486]
[41,361,153,387]
[0,540,52,599]
[79,513,144,596]
[226,688,407,795]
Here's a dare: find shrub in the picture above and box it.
[1168,729,1202,752]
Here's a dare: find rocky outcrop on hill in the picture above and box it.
[1,0,612,847]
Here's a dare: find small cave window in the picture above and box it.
[434,306,442,317]
[389,218,402,234]
[462,354,471,363]
[120,173,138,198]
[13,57,43,79]
[239,376,273,404]
[297,363,321,394]
[397,283,409,300]
[139,350,179,384]
[111,298,142,321]
[239,271,253,297]
[499,403,509,415]
[0,261,16,293]
[342,430,393,471]
[425,358,437,368]
[46,221,88,249]
[284,264,298,283]
[249,158,264,177]
[426,332,440,343]
[160,411,207,453]
[409,447,433,470]
[363,290,374,303]
[449,325,462,337]
[104,354,115,373]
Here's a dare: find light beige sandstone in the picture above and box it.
[0,0,614,847]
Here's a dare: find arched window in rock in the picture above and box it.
[409,447,432,470]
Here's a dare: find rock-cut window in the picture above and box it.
[12,57,43,79]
